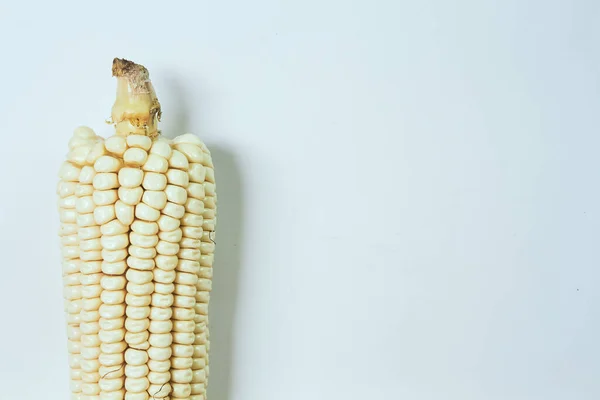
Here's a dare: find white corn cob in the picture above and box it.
[58,59,216,400]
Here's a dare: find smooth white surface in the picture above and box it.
[0,1,599,399]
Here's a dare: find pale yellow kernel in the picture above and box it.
[94,155,122,173]
[203,182,216,196]
[151,294,174,308]
[100,233,129,250]
[150,140,172,159]
[98,328,126,344]
[129,245,157,259]
[79,238,101,251]
[79,273,102,285]
[118,167,144,188]
[175,143,204,163]
[148,333,172,348]
[168,150,189,169]
[162,202,185,219]
[101,219,129,236]
[174,283,196,297]
[94,204,116,225]
[173,295,195,309]
[127,281,155,296]
[173,320,195,333]
[129,232,159,248]
[126,269,154,285]
[123,147,148,166]
[101,275,126,290]
[149,307,172,321]
[143,154,169,173]
[104,135,127,156]
[127,256,155,271]
[80,284,101,298]
[93,190,118,206]
[102,248,128,263]
[80,310,100,323]
[125,317,150,332]
[60,222,78,236]
[125,364,149,379]
[118,186,144,205]
[125,331,150,347]
[101,341,127,355]
[80,249,102,261]
[99,317,125,331]
[59,195,77,209]
[186,182,205,200]
[93,173,118,190]
[142,190,167,210]
[99,304,126,319]
[197,279,212,292]
[181,226,203,240]
[147,370,170,384]
[155,255,178,271]
[172,308,195,321]
[75,183,95,197]
[131,220,159,235]
[149,320,173,334]
[172,332,195,345]
[185,198,204,215]
[181,213,204,227]
[171,357,193,369]
[176,260,199,274]
[127,134,152,151]
[75,196,95,214]
[98,377,123,392]
[101,260,127,275]
[171,382,192,398]
[101,289,126,305]
[157,215,180,231]
[59,161,82,181]
[77,214,96,229]
[205,167,215,183]
[80,322,100,335]
[125,348,149,365]
[188,164,206,183]
[180,237,201,249]
[156,240,179,256]
[125,376,150,392]
[198,267,213,280]
[148,382,171,397]
[153,269,176,284]
[166,168,189,187]
[148,346,172,361]
[164,184,188,205]
[171,368,193,384]
[175,272,197,286]
[154,282,175,295]
[115,200,134,225]
[142,172,167,191]
[60,209,78,224]
[79,166,96,184]
[126,294,152,307]
[135,202,161,222]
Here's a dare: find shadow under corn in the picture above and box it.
[161,74,243,400]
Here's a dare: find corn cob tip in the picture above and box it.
[111,58,161,137]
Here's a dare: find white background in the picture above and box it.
[0,1,598,399]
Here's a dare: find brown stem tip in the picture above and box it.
[112,58,151,92]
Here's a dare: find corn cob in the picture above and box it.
[58,58,216,400]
